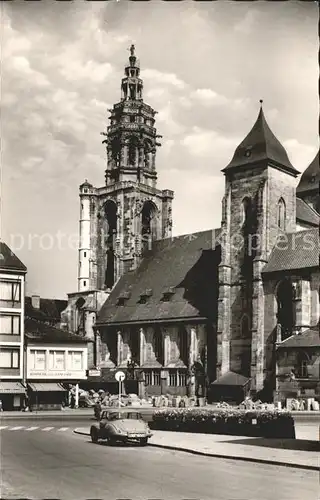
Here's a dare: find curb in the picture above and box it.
[73,429,319,472]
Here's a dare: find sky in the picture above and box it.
[1,0,319,299]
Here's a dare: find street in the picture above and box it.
[0,417,318,500]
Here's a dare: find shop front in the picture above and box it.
[27,382,68,410]
[0,381,26,410]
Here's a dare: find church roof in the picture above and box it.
[296,150,319,195]
[0,242,27,273]
[96,229,221,326]
[296,198,319,227]
[222,106,299,176]
[277,327,320,348]
[262,228,319,274]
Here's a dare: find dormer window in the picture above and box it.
[244,147,252,158]
[310,174,316,184]
[161,287,175,302]
[117,291,131,306]
[138,289,153,304]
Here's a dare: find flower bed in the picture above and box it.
[151,407,295,439]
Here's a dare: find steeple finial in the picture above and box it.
[130,44,135,57]
[259,99,263,107]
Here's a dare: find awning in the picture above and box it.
[0,381,26,394]
[28,383,67,392]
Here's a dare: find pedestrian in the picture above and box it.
[71,393,75,409]
[0,399,3,412]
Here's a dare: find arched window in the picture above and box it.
[75,297,85,333]
[111,138,121,167]
[241,197,252,226]
[104,200,117,289]
[240,314,250,338]
[141,201,157,253]
[276,279,295,340]
[128,137,138,166]
[277,198,286,231]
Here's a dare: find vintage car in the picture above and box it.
[90,410,153,446]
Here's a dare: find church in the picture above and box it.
[63,46,320,404]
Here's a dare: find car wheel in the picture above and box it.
[139,437,148,446]
[90,429,99,444]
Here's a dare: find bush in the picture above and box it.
[151,407,295,439]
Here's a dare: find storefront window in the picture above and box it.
[68,351,83,370]
[49,350,65,370]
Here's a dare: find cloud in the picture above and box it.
[190,88,228,106]
[181,127,238,158]
[143,69,186,89]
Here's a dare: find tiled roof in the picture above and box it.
[296,197,319,227]
[25,317,90,344]
[277,327,320,348]
[211,371,251,386]
[0,242,27,272]
[25,297,68,322]
[222,107,299,176]
[96,229,221,326]
[296,150,319,194]
[262,228,319,274]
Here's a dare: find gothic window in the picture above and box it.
[154,327,163,365]
[128,137,138,166]
[141,201,157,237]
[276,279,295,340]
[277,198,286,231]
[241,197,252,226]
[111,138,121,167]
[75,297,85,333]
[130,115,135,123]
[104,200,117,290]
[240,314,250,338]
[178,326,188,365]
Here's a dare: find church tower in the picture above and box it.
[216,102,300,395]
[78,46,174,294]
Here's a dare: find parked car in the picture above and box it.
[90,410,152,446]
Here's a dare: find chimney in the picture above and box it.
[31,295,40,309]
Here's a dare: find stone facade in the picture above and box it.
[64,48,319,401]
[97,322,211,397]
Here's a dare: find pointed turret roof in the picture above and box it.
[296,149,319,195]
[222,103,299,176]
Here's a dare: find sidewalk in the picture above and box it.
[74,427,319,471]
[0,408,93,419]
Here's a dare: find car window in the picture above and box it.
[108,412,122,421]
[128,412,142,420]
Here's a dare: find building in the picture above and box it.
[66,47,319,402]
[63,45,173,378]
[24,296,90,409]
[0,242,27,410]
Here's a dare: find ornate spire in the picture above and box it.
[121,44,143,101]
[222,102,300,176]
